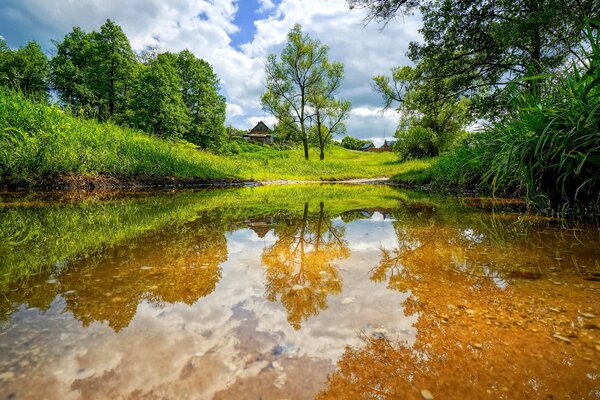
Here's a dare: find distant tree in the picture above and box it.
[128,53,190,138]
[341,136,372,150]
[176,50,226,148]
[262,24,334,160]
[50,27,93,113]
[0,40,48,98]
[374,65,469,160]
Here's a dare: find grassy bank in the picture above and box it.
[0,90,426,187]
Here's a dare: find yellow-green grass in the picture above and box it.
[0,90,427,186]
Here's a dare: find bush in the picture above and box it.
[426,24,600,214]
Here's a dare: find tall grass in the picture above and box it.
[0,89,241,185]
[397,24,600,214]
[0,90,423,185]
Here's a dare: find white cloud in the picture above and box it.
[226,102,244,118]
[0,0,422,141]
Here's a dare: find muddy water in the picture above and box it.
[0,185,599,399]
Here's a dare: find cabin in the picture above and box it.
[380,140,397,152]
[360,142,375,151]
[244,121,273,145]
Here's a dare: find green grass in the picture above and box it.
[0,90,426,186]
[394,25,600,215]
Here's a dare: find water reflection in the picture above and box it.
[263,202,349,329]
[0,185,599,399]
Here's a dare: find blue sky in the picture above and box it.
[0,0,422,145]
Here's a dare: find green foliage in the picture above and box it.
[340,136,372,150]
[0,40,48,99]
[176,50,227,148]
[128,53,191,138]
[374,65,469,160]
[262,24,340,159]
[354,0,600,116]
[50,20,135,120]
[0,89,238,184]
[395,24,600,214]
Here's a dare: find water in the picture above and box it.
[0,185,599,399]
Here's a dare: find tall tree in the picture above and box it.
[262,24,332,160]
[176,50,226,148]
[90,19,136,120]
[49,27,93,112]
[0,40,48,98]
[50,20,135,120]
[308,60,351,160]
[128,53,190,138]
[349,0,600,115]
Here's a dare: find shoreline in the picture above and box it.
[0,175,393,192]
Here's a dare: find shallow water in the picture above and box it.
[0,185,599,399]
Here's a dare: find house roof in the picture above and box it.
[361,143,375,149]
[249,121,271,134]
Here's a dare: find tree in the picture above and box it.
[340,136,372,150]
[262,24,333,160]
[176,50,226,148]
[128,53,190,138]
[0,40,48,98]
[308,60,351,160]
[89,19,136,120]
[349,0,600,115]
[374,65,469,160]
[311,98,352,160]
[49,27,93,113]
[50,20,135,120]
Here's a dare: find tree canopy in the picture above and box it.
[0,40,48,99]
[262,24,348,160]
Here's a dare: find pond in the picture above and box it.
[0,184,599,399]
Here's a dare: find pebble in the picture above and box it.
[580,312,595,319]
[471,343,483,350]
[553,334,571,344]
[421,389,434,400]
[0,371,15,381]
[341,297,355,305]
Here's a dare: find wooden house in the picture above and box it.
[380,139,396,152]
[360,142,375,151]
[244,121,273,145]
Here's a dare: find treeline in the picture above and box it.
[0,20,226,148]
[355,0,600,213]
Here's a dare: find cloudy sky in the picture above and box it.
[0,0,421,145]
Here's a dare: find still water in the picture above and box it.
[0,184,599,399]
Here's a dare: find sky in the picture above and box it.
[0,0,422,145]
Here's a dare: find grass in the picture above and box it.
[0,89,426,186]
[394,24,600,215]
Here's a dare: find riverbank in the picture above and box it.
[0,91,429,190]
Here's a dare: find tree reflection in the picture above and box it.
[262,202,350,329]
[0,215,228,331]
[318,201,600,399]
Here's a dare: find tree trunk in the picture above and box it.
[302,138,309,160]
